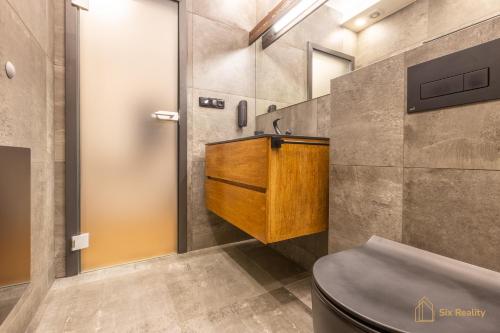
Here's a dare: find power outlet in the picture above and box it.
[199,97,225,109]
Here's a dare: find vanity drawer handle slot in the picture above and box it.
[271,137,330,148]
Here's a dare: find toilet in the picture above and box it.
[311,236,500,333]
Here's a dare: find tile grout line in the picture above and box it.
[189,10,254,35]
[5,0,51,59]
[191,86,257,101]
[330,163,500,172]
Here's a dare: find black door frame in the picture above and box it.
[64,0,188,276]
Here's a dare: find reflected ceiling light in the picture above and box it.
[273,0,327,32]
[333,0,416,32]
[263,0,327,49]
[354,17,367,27]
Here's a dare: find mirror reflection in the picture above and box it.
[255,0,500,116]
[0,147,31,324]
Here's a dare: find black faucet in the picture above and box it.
[272,118,292,135]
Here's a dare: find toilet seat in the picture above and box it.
[311,236,500,333]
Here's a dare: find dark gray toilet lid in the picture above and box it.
[313,236,500,333]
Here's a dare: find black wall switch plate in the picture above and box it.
[199,97,225,109]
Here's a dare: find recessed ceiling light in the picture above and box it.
[327,0,380,23]
[369,11,380,19]
[354,17,367,27]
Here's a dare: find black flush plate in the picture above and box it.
[407,38,500,113]
[199,97,225,109]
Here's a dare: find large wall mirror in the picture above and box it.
[255,0,358,115]
[0,147,31,324]
[254,0,500,116]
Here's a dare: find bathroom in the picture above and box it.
[1,0,500,331]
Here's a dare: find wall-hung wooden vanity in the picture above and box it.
[205,135,329,243]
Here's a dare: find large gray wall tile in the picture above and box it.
[256,0,280,22]
[0,0,55,330]
[192,0,256,32]
[0,3,47,162]
[330,55,405,167]
[404,100,500,170]
[427,0,500,39]
[53,0,65,67]
[52,0,66,278]
[404,16,500,170]
[255,99,289,117]
[189,161,249,250]
[357,0,500,69]
[189,87,256,248]
[256,39,307,104]
[6,0,51,56]
[270,232,328,270]
[188,4,258,251]
[329,165,403,253]
[192,89,256,162]
[316,94,330,138]
[192,15,255,98]
[326,9,500,274]
[255,99,318,136]
[191,220,249,251]
[54,162,65,278]
[187,12,193,89]
[405,15,500,68]
[356,0,428,68]
[53,65,64,163]
[403,168,500,272]
[279,100,318,136]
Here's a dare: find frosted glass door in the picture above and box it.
[80,0,178,271]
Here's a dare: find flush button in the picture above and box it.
[420,74,463,99]
[464,68,489,91]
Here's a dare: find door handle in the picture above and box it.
[151,111,179,122]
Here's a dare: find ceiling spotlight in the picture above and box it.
[369,11,381,19]
[354,18,367,27]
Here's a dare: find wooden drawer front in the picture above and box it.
[267,143,329,242]
[205,178,267,243]
[205,138,268,189]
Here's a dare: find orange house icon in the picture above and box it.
[415,297,435,323]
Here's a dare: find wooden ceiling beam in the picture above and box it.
[248,0,299,45]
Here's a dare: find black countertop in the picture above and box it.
[206,134,330,146]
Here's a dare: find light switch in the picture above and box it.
[199,97,225,109]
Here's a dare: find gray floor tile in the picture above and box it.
[27,241,313,333]
[285,277,312,310]
[181,288,312,333]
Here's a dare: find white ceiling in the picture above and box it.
[325,0,416,32]
[325,0,380,21]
